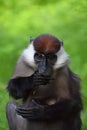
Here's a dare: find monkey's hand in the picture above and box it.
[16,99,82,121]
[16,100,45,121]
[33,72,53,86]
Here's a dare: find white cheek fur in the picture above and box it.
[22,43,69,70]
[53,46,69,69]
[22,42,37,69]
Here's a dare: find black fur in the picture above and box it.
[7,71,51,100]
[7,75,34,99]
[7,68,82,130]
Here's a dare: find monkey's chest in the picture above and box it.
[24,85,57,107]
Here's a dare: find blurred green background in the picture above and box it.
[0,0,87,130]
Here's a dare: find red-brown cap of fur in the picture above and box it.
[33,34,61,53]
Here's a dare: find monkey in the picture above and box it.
[6,34,82,130]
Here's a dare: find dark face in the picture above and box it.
[33,34,61,76]
[34,52,57,76]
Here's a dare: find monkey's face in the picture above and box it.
[23,34,69,76]
[34,52,57,76]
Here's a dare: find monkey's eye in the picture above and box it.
[47,54,57,64]
[34,53,45,62]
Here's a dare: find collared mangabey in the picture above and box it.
[6,34,82,130]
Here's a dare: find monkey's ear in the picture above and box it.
[60,40,63,46]
[30,36,34,43]
[11,54,35,79]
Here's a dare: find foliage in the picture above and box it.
[0,0,87,129]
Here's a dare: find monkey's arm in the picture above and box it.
[16,99,82,121]
[7,75,34,99]
[7,72,50,99]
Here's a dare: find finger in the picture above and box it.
[16,109,33,117]
[16,107,32,114]
[16,107,31,111]
[16,109,40,119]
[16,107,38,114]
[18,112,33,118]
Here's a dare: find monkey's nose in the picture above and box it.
[40,68,52,76]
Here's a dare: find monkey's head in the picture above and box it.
[12,34,69,78]
[33,34,61,76]
[22,34,69,77]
